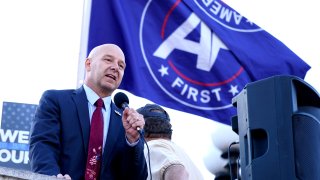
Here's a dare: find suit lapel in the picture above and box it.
[72,86,90,154]
[102,103,123,166]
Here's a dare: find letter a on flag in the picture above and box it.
[85,0,310,125]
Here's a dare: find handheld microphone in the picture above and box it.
[114,92,142,134]
[114,92,130,109]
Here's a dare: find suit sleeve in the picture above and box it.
[125,139,148,180]
[29,90,61,176]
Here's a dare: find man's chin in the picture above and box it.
[102,83,119,92]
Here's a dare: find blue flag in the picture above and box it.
[87,0,310,125]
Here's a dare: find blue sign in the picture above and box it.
[0,102,37,170]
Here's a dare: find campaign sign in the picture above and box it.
[0,102,37,170]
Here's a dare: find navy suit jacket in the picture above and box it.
[29,86,148,180]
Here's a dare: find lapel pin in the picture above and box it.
[114,110,122,116]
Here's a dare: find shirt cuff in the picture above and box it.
[126,137,139,146]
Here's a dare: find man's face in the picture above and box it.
[86,44,126,96]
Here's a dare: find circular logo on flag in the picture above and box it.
[139,0,250,111]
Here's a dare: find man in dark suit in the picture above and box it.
[29,44,148,180]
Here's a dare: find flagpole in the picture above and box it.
[77,0,92,88]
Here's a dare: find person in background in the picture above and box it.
[29,44,148,180]
[137,104,204,180]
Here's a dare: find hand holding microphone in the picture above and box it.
[114,92,144,142]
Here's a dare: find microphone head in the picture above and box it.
[114,92,129,109]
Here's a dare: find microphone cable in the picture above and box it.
[138,130,152,180]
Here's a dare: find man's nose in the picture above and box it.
[110,63,119,71]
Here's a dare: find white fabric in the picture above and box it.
[144,139,204,180]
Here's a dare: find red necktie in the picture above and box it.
[85,98,104,180]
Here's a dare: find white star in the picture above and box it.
[228,85,239,96]
[158,65,169,77]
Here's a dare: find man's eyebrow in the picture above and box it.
[102,54,125,63]
[103,54,113,58]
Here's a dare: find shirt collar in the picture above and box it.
[83,84,111,109]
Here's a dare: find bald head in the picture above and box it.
[88,44,125,60]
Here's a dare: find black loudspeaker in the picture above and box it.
[232,75,320,180]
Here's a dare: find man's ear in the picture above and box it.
[85,58,91,70]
